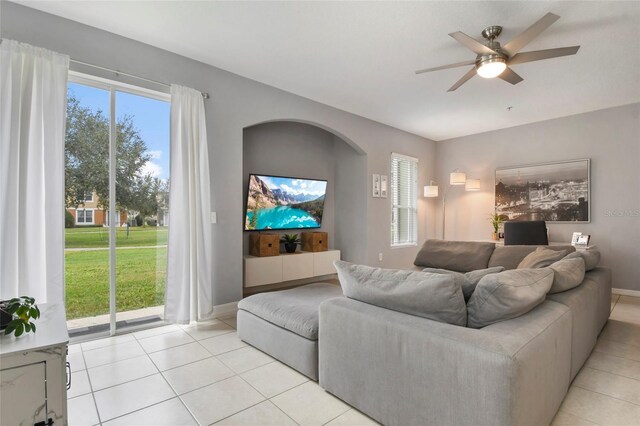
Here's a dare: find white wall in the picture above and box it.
[1,3,437,304]
[436,103,640,291]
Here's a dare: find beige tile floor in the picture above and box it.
[550,294,640,426]
[67,295,640,426]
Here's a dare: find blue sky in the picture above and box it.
[68,82,170,180]
[259,175,327,196]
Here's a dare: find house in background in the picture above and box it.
[66,191,127,226]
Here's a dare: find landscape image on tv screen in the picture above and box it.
[245,174,327,230]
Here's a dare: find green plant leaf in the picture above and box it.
[29,307,37,318]
[30,322,36,333]
[24,322,31,333]
[16,306,27,316]
[15,322,24,337]
[6,305,19,315]
[35,306,41,318]
[4,322,16,335]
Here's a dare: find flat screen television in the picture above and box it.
[244,174,327,231]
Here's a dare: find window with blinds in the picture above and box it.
[390,153,418,247]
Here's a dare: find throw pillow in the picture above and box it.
[422,267,505,301]
[488,245,574,270]
[517,247,567,269]
[548,258,586,294]
[334,260,467,326]
[564,250,601,271]
[413,239,496,272]
[466,268,554,328]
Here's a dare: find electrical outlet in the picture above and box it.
[378,253,383,262]
[210,212,217,224]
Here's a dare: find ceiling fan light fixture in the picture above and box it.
[476,57,507,78]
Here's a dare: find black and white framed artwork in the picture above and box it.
[495,159,590,223]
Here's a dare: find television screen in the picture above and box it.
[244,174,327,231]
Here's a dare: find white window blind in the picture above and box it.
[391,153,418,247]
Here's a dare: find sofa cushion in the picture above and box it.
[488,245,575,270]
[237,282,343,340]
[422,266,505,301]
[335,260,467,326]
[548,258,586,294]
[564,250,601,271]
[467,268,554,328]
[517,247,567,269]
[413,239,496,272]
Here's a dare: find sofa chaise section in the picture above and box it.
[319,297,572,426]
[237,282,342,380]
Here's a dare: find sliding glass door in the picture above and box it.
[65,74,170,336]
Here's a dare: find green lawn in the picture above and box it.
[64,227,167,320]
[65,226,168,248]
[65,247,166,319]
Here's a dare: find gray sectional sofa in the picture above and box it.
[319,241,611,426]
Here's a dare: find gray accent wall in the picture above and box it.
[435,103,640,291]
[243,122,337,254]
[1,3,436,305]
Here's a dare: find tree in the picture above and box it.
[65,93,164,222]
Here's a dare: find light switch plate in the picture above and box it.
[210,212,217,224]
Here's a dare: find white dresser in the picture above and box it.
[0,303,69,426]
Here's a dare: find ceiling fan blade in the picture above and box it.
[498,67,524,85]
[503,12,561,55]
[449,31,497,55]
[508,46,580,65]
[447,67,477,92]
[415,59,476,74]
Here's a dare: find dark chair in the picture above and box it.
[504,221,549,246]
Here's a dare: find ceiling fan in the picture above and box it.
[416,12,580,92]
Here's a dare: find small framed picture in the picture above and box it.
[571,232,582,246]
[372,174,380,198]
[576,234,591,246]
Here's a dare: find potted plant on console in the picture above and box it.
[489,213,503,241]
[1,296,41,337]
[281,233,301,253]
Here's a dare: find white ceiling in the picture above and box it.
[15,1,640,141]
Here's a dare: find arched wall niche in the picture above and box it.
[242,120,368,266]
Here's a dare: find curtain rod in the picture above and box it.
[0,38,210,99]
[71,59,210,99]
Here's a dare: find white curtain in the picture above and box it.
[165,84,213,324]
[0,40,69,303]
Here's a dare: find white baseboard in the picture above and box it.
[612,288,640,297]
[212,301,238,318]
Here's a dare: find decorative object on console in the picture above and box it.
[571,232,583,246]
[489,213,504,241]
[575,234,591,247]
[1,296,40,337]
[249,233,280,257]
[301,231,328,252]
[495,159,590,222]
[280,233,300,253]
[414,12,580,92]
[423,171,480,239]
